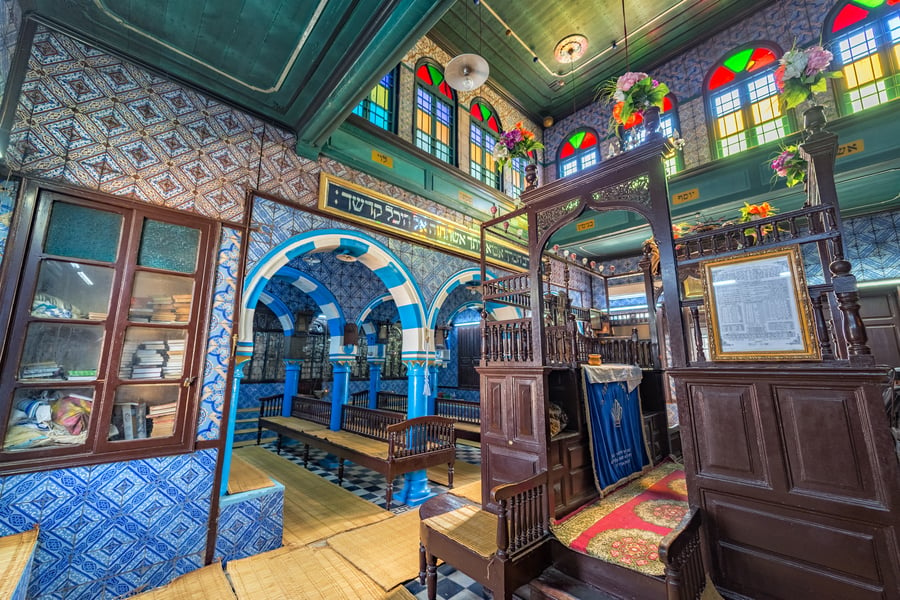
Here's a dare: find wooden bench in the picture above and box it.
[258,395,456,510]
[365,392,481,443]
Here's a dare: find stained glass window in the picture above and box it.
[509,157,528,199]
[414,62,456,164]
[621,96,683,176]
[706,44,789,158]
[558,128,600,178]
[827,0,900,114]
[469,100,500,189]
[353,68,397,132]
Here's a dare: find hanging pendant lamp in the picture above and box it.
[445,0,489,91]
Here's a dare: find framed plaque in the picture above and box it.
[701,245,820,361]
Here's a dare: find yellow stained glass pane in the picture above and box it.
[751,97,780,124]
[895,45,900,67]
[436,122,449,144]
[844,55,882,88]
[717,111,743,137]
[372,86,389,108]
[471,144,482,163]
[416,110,431,134]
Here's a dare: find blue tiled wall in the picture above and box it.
[0,450,216,600]
[215,483,284,565]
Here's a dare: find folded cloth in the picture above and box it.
[16,399,52,428]
[52,395,93,435]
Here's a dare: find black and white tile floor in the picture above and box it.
[262,441,490,600]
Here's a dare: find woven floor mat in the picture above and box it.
[0,527,38,599]
[129,564,236,599]
[326,509,423,591]
[447,480,482,504]
[228,544,399,599]
[427,459,480,487]
[234,446,390,546]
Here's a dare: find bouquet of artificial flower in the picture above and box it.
[493,122,544,171]
[775,44,842,110]
[770,145,807,188]
[598,71,669,131]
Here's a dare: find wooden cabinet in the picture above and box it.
[0,184,217,472]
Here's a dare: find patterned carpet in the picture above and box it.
[261,441,489,599]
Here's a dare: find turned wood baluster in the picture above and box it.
[496,500,510,560]
[690,305,706,362]
[810,292,835,360]
[830,256,874,364]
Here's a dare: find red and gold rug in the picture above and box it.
[550,462,688,576]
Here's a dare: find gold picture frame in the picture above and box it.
[701,245,821,361]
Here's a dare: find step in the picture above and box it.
[516,567,622,600]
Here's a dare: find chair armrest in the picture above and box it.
[659,506,702,568]
[490,471,550,559]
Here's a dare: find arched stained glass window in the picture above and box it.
[353,67,397,132]
[558,128,600,178]
[469,100,501,189]
[706,44,790,158]
[414,62,456,164]
[826,0,900,114]
[509,155,533,199]
[621,95,683,176]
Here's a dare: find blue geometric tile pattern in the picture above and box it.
[0,449,216,600]
[215,483,284,564]
[197,226,242,441]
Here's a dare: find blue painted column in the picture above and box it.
[399,359,435,507]
[426,366,440,415]
[367,360,383,410]
[220,360,247,496]
[329,360,352,431]
[282,359,303,417]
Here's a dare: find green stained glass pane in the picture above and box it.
[852,0,884,7]
[723,48,754,73]
[428,65,444,86]
[569,131,586,149]
[479,104,492,121]
[45,201,122,262]
[138,219,200,273]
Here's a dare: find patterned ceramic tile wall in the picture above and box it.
[0,449,216,600]
[196,226,242,441]
[215,483,283,565]
[0,0,21,105]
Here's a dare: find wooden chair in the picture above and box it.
[256,394,283,445]
[419,471,551,600]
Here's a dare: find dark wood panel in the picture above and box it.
[484,378,503,436]
[688,383,769,485]
[859,289,900,368]
[776,385,883,506]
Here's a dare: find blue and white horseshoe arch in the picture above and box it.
[426,268,523,330]
[272,266,346,355]
[242,229,428,360]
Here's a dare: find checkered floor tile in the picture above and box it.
[261,441,488,598]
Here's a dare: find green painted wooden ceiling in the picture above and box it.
[430,0,776,121]
[21,0,455,155]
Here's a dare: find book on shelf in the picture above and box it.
[87,312,107,320]
[112,402,148,440]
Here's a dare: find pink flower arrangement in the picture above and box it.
[597,71,670,132]
[770,144,807,188]
[493,121,544,170]
[775,44,842,110]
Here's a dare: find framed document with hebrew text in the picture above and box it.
[701,246,820,361]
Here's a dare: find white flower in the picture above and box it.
[493,142,509,160]
[780,49,808,81]
[613,90,626,103]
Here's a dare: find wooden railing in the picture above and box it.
[492,471,550,557]
[577,335,656,368]
[435,397,480,424]
[349,390,369,406]
[482,318,533,364]
[291,395,332,426]
[377,391,408,412]
[482,273,532,309]
[341,405,404,441]
[388,416,456,458]
[545,324,576,366]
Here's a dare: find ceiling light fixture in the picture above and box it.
[446,0,489,92]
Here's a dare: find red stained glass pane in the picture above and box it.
[747,48,776,72]
[582,131,598,147]
[560,142,575,158]
[888,0,899,6]
[470,104,482,120]
[487,115,499,133]
[416,64,433,86]
[439,81,453,100]
[709,66,736,90]
[662,96,673,112]
[832,4,870,32]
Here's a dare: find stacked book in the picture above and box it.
[111,402,148,440]
[66,369,97,381]
[20,361,65,380]
[129,296,154,322]
[150,296,177,323]
[131,341,166,379]
[172,294,192,323]
[163,339,185,379]
[87,312,107,321]
[148,401,177,438]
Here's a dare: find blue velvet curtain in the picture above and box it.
[583,379,649,492]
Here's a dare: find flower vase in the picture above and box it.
[642,105,662,141]
[524,162,538,193]
[802,104,827,137]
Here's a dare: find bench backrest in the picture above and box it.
[259,394,283,419]
[341,404,404,441]
[291,395,332,426]
[386,415,456,457]
[435,397,480,424]
[376,391,407,413]
[349,390,369,406]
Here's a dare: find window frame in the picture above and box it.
[825,0,900,115]
[352,66,399,133]
[557,128,601,179]
[468,99,502,190]
[413,60,457,165]
[704,42,793,159]
[0,181,217,473]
